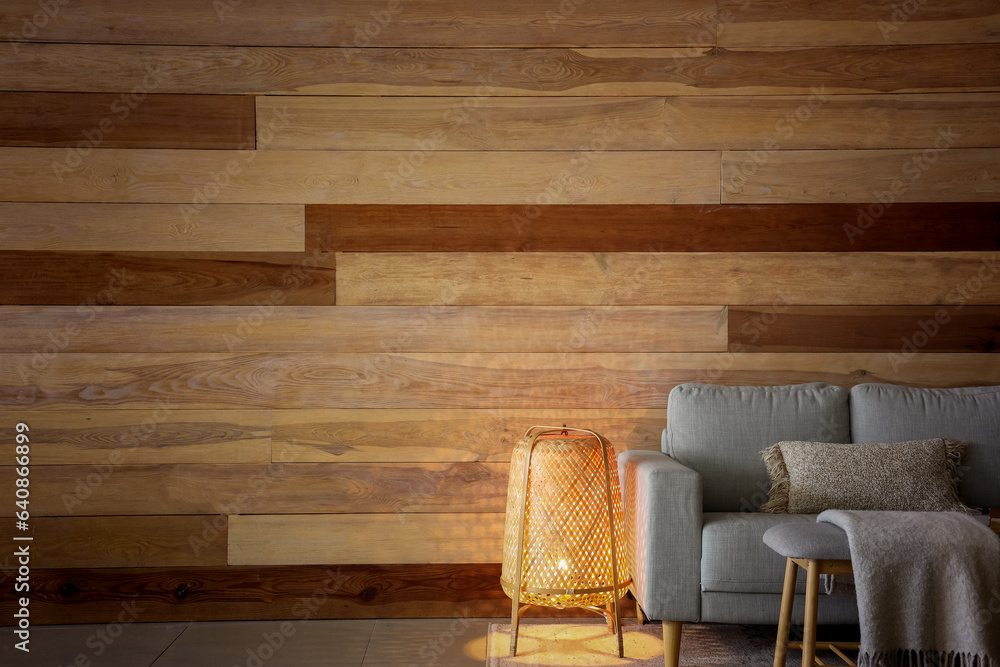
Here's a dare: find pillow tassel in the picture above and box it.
[759,443,790,514]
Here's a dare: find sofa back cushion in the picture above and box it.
[665,383,851,513]
[850,383,1000,511]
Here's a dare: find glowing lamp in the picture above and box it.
[500,426,632,657]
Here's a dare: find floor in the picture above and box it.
[0,617,614,667]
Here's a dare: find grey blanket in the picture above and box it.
[817,509,1000,667]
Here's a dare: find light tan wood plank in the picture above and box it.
[723,148,1000,203]
[0,148,719,205]
[228,513,505,565]
[3,352,999,410]
[5,44,999,96]
[663,94,1000,150]
[0,516,227,568]
[4,462,506,516]
[0,203,304,252]
[0,306,726,353]
[718,0,1000,47]
[271,409,664,463]
[260,94,1000,151]
[260,96,665,150]
[337,252,1000,306]
[0,0,714,47]
[0,410,271,465]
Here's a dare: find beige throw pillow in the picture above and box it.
[759,438,975,514]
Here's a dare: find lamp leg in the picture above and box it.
[613,600,624,658]
[509,596,520,657]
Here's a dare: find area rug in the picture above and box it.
[487,622,853,667]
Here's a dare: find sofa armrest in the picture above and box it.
[619,450,703,622]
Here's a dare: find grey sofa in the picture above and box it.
[618,382,1000,662]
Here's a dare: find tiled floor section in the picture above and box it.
[2,617,597,667]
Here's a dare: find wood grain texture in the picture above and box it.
[0,564,604,623]
[718,0,1000,47]
[0,147,719,205]
[0,0,714,47]
[723,148,1000,203]
[4,352,999,411]
[229,513,505,565]
[336,252,1000,306]
[0,251,335,305]
[729,306,1000,353]
[0,410,271,465]
[0,516,227,568]
[262,93,1000,151]
[0,203,304,252]
[1,462,507,516]
[309,204,1000,252]
[5,44,999,96]
[0,305,726,353]
[0,92,255,149]
[271,408,664,463]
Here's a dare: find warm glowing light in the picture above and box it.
[501,426,632,658]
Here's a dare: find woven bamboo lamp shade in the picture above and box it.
[501,426,632,658]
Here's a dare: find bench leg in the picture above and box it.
[802,559,820,667]
[774,557,799,667]
[663,621,682,667]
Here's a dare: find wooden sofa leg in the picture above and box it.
[663,621,682,667]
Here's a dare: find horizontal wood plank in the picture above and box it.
[3,352,999,410]
[271,408,664,463]
[0,516,227,568]
[0,410,271,465]
[0,564,598,623]
[309,204,1000,252]
[5,44,999,96]
[0,251,335,305]
[336,252,1000,306]
[0,203,304,252]
[0,462,507,516]
[729,306,1000,353]
[229,513,505,565]
[263,93,1000,151]
[0,0,714,47]
[0,92,255,149]
[0,148,719,205]
[723,148,1000,203]
[0,306,726,353]
[718,0,1000,47]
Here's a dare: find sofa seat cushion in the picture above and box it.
[666,383,850,512]
[701,512,818,594]
[850,384,1000,510]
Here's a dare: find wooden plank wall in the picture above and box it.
[0,0,999,624]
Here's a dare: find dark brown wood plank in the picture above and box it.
[0,564,625,623]
[308,204,1000,252]
[0,0,713,47]
[0,93,254,149]
[730,306,1000,353]
[0,251,335,305]
[5,44,999,96]
[0,516,227,568]
[1,462,507,516]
